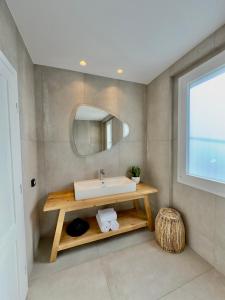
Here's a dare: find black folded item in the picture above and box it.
[66,218,90,237]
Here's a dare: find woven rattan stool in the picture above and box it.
[155,208,185,253]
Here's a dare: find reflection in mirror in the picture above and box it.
[72,105,129,156]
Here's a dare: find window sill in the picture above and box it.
[177,173,225,198]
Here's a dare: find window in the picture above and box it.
[106,119,112,150]
[178,50,225,197]
[123,123,129,138]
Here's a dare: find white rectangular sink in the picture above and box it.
[74,176,136,200]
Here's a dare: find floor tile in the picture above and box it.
[97,229,153,257]
[30,237,99,281]
[29,234,225,300]
[31,229,153,281]
[101,240,212,300]
[28,259,111,300]
[161,269,225,300]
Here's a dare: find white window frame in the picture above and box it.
[178,49,225,198]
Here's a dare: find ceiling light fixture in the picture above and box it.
[80,60,87,66]
[117,68,124,74]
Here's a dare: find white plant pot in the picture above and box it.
[131,177,140,184]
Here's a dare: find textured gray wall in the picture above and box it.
[0,0,40,274]
[35,65,146,236]
[146,24,225,275]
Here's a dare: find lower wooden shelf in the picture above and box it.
[58,209,148,251]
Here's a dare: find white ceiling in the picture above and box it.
[76,106,108,121]
[6,0,225,84]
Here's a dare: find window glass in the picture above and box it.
[188,68,225,183]
[106,120,112,150]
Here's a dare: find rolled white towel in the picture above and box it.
[96,213,110,233]
[110,219,119,231]
[98,208,117,222]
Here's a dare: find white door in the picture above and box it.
[0,51,28,300]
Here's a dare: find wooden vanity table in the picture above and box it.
[43,183,158,262]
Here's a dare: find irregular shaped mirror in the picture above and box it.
[72,105,129,156]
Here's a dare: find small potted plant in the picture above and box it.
[130,166,141,184]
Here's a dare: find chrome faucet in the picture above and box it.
[99,169,105,183]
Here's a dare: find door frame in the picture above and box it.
[0,50,28,299]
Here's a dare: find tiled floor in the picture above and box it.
[28,230,225,300]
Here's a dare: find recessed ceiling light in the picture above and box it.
[80,60,87,66]
[117,68,124,74]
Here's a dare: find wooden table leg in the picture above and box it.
[50,209,65,262]
[143,195,154,231]
[133,199,141,211]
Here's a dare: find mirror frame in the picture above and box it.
[70,103,130,157]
